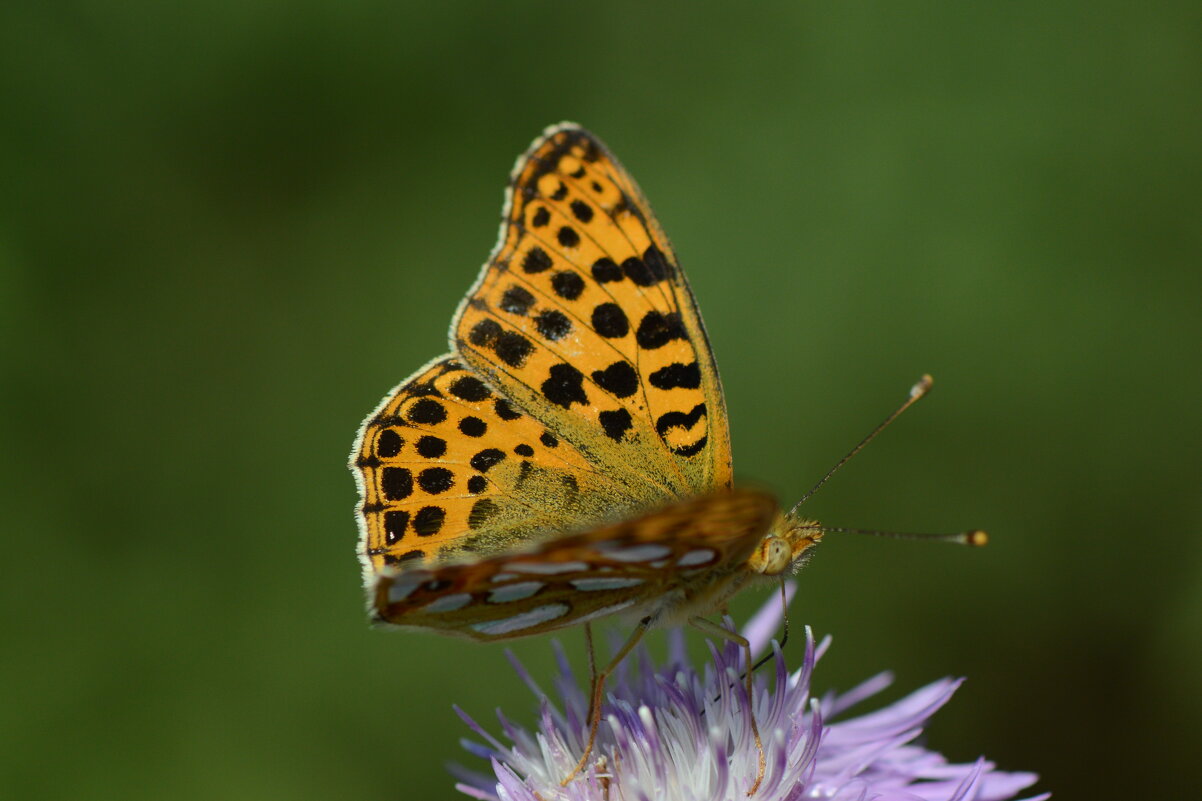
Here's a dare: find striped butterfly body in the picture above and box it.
[351,123,823,642]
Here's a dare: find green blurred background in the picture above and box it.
[3,2,1199,799]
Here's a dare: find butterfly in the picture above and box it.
[348,123,968,790]
[351,122,825,641]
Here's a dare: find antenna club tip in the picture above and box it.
[910,374,934,398]
[965,529,989,547]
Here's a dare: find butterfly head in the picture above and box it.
[748,512,823,576]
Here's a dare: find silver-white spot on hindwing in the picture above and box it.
[487,581,544,603]
[573,600,637,624]
[470,603,571,635]
[570,577,645,591]
[422,593,472,613]
[387,575,425,603]
[603,544,672,563]
[677,548,716,567]
[504,560,590,575]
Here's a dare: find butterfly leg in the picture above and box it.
[690,616,766,796]
[584,623,598,722]
[562,616,652,787]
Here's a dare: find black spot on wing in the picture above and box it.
[415,436,446,458]
[649,362,701,390]
[621,256,661,287]
[372,413,403,428]
[655,402,710,456]
[384,510,409,544]
[636,311,686,350]
[404,379,442,397]
[417,467,454,494]
[592,258,623,283]
[498,332,534,367]
[557,226,580,248]
[382,550,424,566]
[655,403,707,436]
[412,506,446,536]
[475,326,534,368]
[592,303,629,338]
[642,245,674,281]
[470,448,506,472]
[459,416,487,437]
[494,399,522,420]
[570,199,593,222]
[376,429,403,458]
[541,363,588,408]
[382,467,413,500]
[469,319,502,348]
[406,398,447,425]
[671,436,708,457]
[522,247,553,274]
[591,361,639,398]
[535,309,572,341]
[551,270,585,300]
[469,498,500,530]
[500,285,536,316]
[599,408,633,442]
[449,376,491,402]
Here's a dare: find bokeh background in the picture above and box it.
[3,3,1199,799]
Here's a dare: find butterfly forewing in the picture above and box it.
[452,124,732,501]
[373,489,779,641]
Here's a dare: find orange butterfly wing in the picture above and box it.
[353,356,636,574]
[452,124,732,501]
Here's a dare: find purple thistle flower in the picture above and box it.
[453,585,1046,801]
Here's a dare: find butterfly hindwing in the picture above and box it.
[373,489,779,640]
[452,124,733,503]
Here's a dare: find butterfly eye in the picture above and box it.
[750,535,792,575]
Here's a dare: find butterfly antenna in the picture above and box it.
[787,374,934,518]
[821,525,988,546]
